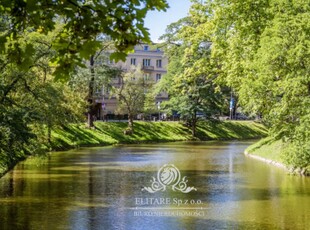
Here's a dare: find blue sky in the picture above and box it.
[144,0,192,42]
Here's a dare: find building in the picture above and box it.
[95,44,168,120]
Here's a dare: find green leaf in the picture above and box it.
[79,40,101,59]
[110,52,127,62]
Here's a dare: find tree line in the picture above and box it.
[159,0,309,169]
[0,0,168,171]
[0,0,309,171]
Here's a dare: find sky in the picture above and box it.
[144,0,192,42]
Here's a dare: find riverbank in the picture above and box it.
[245,138,310,176]
[0,120,266,178]
[50,120,267,149]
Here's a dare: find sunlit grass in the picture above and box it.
[0,120,267,177]
[50,121,267,150]
[245,137,284,163]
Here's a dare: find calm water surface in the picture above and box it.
[0,141,309,230]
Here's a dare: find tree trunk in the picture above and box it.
[191,112,197,137]
[87,55,95,128]
[47,125,52,144]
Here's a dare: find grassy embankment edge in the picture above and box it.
[245,137,310,175]
[0,120,267,178]
[50,120,267,149]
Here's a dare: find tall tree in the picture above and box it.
[114,66,153,133]
[159,17,226,137]
[185,0,310,169]
[69,42,122,128]
[0,25,85,168]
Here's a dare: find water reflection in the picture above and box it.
[0,141,309,230]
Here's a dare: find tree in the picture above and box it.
[184,0,310,169]
[159,17,226,137]
[69,43,122,128]
[114,66,153,133]
[0,22,85,169]
[143,89,158,120]
[0,0,169,172]
[0,0,168,80]
[246,0,310,168]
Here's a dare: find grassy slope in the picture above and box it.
[50,120,267,150]
[245,137,285,163]
[0,120,266,177]
[246,138,310,174]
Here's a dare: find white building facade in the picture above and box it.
[96,44,168,120]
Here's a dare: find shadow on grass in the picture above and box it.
[95,121,192,143]
[95,122,132,142]
[196,121,267,140]
[50,121,266,150]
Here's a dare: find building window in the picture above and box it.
[143,59,151,66]
[156,59,162,68]
[130,58,136,65]
[144,45,149,51]
[144,73,150,81]
[156,73,161,82]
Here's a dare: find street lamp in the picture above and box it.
[157,101,161,121]
[230,91,234,120]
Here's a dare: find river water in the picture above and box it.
[0,141,309,230]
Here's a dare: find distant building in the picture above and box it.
[94,44,168,120]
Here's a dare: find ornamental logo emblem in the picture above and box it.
[142,164,197,193]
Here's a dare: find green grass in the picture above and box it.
[0,120,267,177]
[245,137,285,163]
[246,138,310,174]
[50,120,267,150]
[196,120,267,140]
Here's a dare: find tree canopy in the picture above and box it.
[0,0,168,171]
[0,0,168,80]
[114,65,154,133]
[0,25,86,168]
[159,17,227,136]
[181,0,309,168]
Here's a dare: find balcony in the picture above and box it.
[142,66,154,71]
